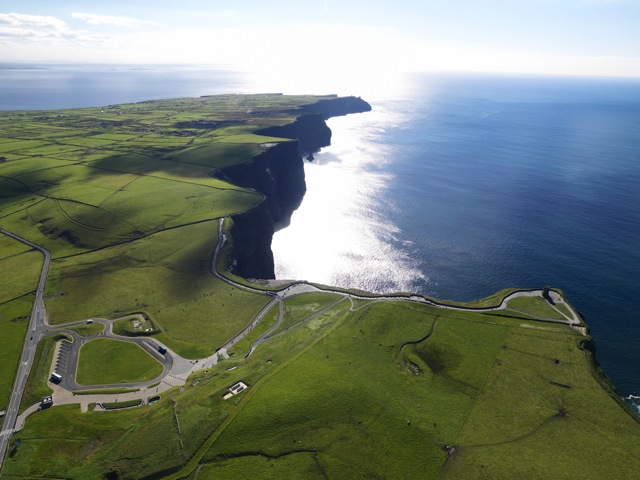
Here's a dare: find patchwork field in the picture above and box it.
[0,94,321,356]
[1,95,638,479]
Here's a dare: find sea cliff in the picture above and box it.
[257,95,372,156]
[227,200,276,279]
[220,141,305,229]
[224,96,371,279]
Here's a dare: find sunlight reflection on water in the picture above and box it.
[271,103,427,293]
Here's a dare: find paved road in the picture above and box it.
[53,329,174,391]
[1,219,586,467]
[0,229,51,470]
[211,218,585,358]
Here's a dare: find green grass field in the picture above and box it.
[101,399,142,410]
[0,250,42,304]
[273,292,344,335]
[506,295,568,320]
[5,297,640,479]
[227,302,280,357]
[76,339,164,385]
[5,302,638,478]
[0,297,33,411]
[46,221,271,358]
[1,95,638,479]
[0,240,43,411]
[75,387,139,396]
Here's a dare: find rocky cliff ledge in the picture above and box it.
[225,96,371,279]
[257,114,330,157]
[298,95,372,120]
[221,141,305,229]
[256,96,372,156]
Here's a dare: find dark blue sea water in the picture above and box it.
[1,64,639,414]
[274,73,640,414]
[395,76,640,410]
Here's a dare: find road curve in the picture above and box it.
[211,217,585,357]
[2,220,586,461]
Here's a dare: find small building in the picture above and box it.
[50,372,62,384]
[223,381,248,400]
[158,345,167,355]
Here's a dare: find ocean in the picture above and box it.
[1,64,638,414]
[272,73,640,415]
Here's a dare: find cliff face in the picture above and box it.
[256,96,372,156]
[224,96,371,280]
[228,201,275,279]
[220,141,305,229]
[257,114,331,156]
[299,96,372,120]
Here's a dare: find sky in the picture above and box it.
[1,0,640,77]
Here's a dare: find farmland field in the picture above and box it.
[1,95,638,479]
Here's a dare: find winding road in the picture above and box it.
[0,221,585,470]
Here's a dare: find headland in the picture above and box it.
[0,94,637,479]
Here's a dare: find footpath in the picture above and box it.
[7,220,585,436]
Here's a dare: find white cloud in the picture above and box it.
[0,12,67,30]
[0,12,114,46]
[71,12,157,27]
[1,14,638,78]
[0,12,71,42]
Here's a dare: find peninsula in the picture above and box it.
[0,94,638,479]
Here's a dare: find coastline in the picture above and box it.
[271,84,640,406]
[1,92,639,478]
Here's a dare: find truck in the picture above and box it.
[40,395,53,408]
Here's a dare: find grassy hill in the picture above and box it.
[4,298,639,478]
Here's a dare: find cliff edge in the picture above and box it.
[256,96,372,156]
[224,95,371,279]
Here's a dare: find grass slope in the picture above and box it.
[506,295,567,320]
[66,322,106,337]
[46,221,270,358]
[0,297,33,411]
[443,328,640,479]
[1,95,638,479]
[4,298,640,479]
[0,243,42,410]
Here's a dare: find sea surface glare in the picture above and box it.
[273,74,640,414]
[1,64,638,414]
